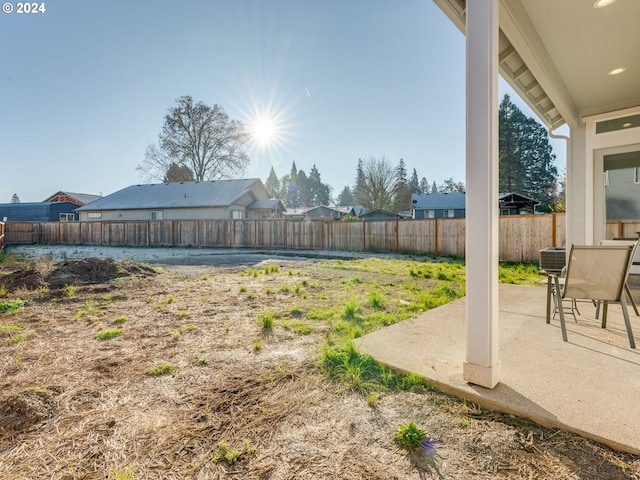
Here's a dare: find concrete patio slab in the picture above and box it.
[355,283,640,455]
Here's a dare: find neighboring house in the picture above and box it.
[412,192,466,219]
[305,205,344,220]
[412,192,539,218]
[44,191,102,207]
[0,202,79,222]
[76,179,285,221]
[346,206,368,218]
[498,192,539,215]
[605,167,640,220]
[359,209,403,221]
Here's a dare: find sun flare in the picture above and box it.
[251,114,280,148]
[253,118,276,144]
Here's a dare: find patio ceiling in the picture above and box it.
[433,0,640,130]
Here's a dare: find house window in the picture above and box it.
[443,209,455,218]
[427,210,435,218]
[596,113,640,134]
[87,212,102,219]
[150,210,164,220]
[231,210,245,219]
[59,213,75,222]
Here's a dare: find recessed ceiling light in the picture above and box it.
[623,123,633,128]
[594,0,616,7]
[608,67,627,76]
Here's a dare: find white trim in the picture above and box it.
[463,0,501,389]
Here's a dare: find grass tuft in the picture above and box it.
[0,299,25,313]
[147,363,174,376]
[95,329,123,340]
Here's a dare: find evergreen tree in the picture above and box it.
[499,94,558,212]
[431,182,438,193]
[282,161,303,210]
[419,177,429,194]
[307,164,331,206]
[10,193,20,203]
[296,170,312,208]
[353,158,367,206]
[393,158,411,212]
[409,168,421,194]
[265,166,280,198]
[286,177,301,210]
[439,178,465,193]
[336,186,355,206]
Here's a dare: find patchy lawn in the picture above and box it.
[0,253,638,479]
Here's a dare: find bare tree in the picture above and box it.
[354,156,396,210]
[137,96,250,182]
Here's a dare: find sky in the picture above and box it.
[0,0,568,203]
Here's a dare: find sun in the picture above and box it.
[252,118,276,144]
[251,114,279,148]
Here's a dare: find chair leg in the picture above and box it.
[546,275,552,324]
[553,276,568,342]
[602,302,608,329]
[620,291,636,349]
[595,300,601,319]
[624,283,639,316]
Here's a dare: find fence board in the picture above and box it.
[149,221,173,246]
[364,221,396,252]
[174,221,199,247]
[196,220,225,247]
[81,222,103,245]
[0,213,606,263]
[3,222,35,243]
[325,222,364,251]
[103,223,127,246]
[438,218,465,257]
[255,219,286,248]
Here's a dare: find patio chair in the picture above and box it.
[595,240,640,324]
[550,244,636,349]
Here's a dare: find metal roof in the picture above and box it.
[249,199,285,210]
[44,191,102,205]
[77,179,267,211]
[411,192,466,210]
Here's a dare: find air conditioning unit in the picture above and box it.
[539,247,566,274]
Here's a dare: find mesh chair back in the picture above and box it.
[563,245,634,302]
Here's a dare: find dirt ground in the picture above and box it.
[0,249,639,479]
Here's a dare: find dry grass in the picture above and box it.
[0,255,638,479]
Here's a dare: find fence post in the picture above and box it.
[435,219,439,256]
[552,213,557,247]
[363,221,366,251]
[395,220,399,253]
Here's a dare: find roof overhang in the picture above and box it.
[433,0,640,131]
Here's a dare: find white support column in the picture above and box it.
[463,0,501,389]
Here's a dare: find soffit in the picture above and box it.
[433,0,640,130]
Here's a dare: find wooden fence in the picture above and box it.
[3,214,569,263]
[606,220,640,240]
[0,222,4,251]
